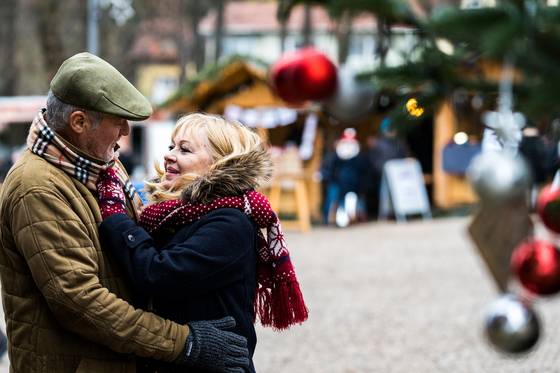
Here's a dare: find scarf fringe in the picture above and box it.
[272,280,309,330]
[254,261,309,331]
[255,285,273,326]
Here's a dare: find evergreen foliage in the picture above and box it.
[279,0,560,125]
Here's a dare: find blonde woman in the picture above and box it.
[96,113,308,373]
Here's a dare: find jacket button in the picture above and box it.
[127,234,135,242]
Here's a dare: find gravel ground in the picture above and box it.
[1,216,559,372]
[253,216,560,373]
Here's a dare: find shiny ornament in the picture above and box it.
[536,184,560,234]
[511,239,560,296]
[484,294,540,354]
[324,67,375,121]
[467,152,531,203]
[271,48,338,104]
[468,204,533,293]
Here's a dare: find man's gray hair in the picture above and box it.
[46,91,104,131]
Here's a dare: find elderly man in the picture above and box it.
[0,53,249,372]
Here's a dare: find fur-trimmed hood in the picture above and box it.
[181,147,273,204]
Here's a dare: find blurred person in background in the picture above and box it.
[118,148,135,175]
[96,113,309,373]
[365,117,408,218]
[0,146,11,184]
[0,53,249,372]
[518,123,558,205]
[321,128,368,226]
[319,142,339,224]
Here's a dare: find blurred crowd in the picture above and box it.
[320,118,560,227]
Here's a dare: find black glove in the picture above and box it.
[180,316,250,372]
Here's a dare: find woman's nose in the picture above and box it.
[164,152,175,162]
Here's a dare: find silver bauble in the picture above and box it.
[484,294,540,354]
[467,151,531,203]
[324,67,376,121]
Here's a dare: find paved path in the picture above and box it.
[254,216,560,372]
[1,217,560,372]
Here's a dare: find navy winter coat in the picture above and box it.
[99,208,258,372]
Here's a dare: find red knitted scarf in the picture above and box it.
[139,190,308,330]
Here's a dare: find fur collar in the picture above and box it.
[181,147,273,204]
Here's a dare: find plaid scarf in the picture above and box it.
[27,109,143,215]
[139,190,309,330]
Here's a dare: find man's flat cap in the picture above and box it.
[50,52,152,121]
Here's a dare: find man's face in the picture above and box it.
[83,115,130,162]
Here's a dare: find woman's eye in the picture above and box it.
[168,145,174,151]
[180,147,191,153]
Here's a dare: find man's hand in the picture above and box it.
[96,167,127,219]
[180,316,250,372]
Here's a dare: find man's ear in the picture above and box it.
[68,111,88,134]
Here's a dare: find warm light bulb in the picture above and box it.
[435,38,455,55]
[406,98,424,117]
[454,132,469,145]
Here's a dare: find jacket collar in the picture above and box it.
[181,147,273,204]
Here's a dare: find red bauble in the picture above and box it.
[511,239,560,296]
[536,184,560,233]
[271,48,338,103]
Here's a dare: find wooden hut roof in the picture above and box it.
[162,56,302,114]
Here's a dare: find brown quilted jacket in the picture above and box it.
[0,150,188,372]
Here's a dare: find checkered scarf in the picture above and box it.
[26,109,143,215]
[139,190,309,330]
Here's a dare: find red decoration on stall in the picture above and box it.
[511,239,560,296]
[536,184,560,234]
[271,47,338,104]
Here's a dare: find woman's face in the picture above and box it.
[162,127,212,188]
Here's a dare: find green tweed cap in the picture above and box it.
[50,52,152,121]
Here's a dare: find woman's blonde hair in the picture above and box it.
[146,112,266,202]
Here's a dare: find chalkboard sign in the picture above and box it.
[378,158,432,222]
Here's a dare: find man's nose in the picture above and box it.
[120,120,130,136]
